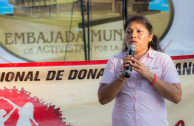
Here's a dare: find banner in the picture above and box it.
[0,0,170,62]
[0,60,112,126]
[0,58,193,126]
[167,58,194,126]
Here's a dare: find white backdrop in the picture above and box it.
[162,0,194,56]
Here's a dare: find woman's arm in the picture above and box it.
[146,73,181,103]
[98,54,132,105]
[98,74,127,105]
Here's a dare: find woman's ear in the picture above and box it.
[149,33,154,42]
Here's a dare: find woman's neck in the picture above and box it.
[134,48,148,60]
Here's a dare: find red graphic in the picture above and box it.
[175,120,185,126]
[0,87,72,126]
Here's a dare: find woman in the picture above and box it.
[98,15,182,126]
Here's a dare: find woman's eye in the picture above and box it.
[137,30,142,33]
[127,30,132,34]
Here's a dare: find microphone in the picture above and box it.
[124,44,136,78]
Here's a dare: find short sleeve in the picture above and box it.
[161,55,180,84]
[100,57,116,84]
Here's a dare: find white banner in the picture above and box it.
[0,59,193,126]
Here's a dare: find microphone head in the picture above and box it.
[128,44,136,51]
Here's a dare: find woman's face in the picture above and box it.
[125,21,153,53]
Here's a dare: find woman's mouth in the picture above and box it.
[130,41,137,44]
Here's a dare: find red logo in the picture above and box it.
[0,86,72,126]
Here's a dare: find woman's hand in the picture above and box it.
[130,57,152,78]
[123,56,152,80]
[123,55,132,75]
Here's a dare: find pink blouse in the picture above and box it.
[100,48,180,126]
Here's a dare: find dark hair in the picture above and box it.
[123,15,162,52]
